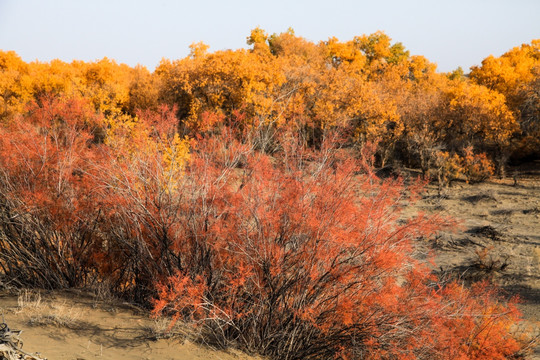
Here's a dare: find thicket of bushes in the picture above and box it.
[0,31,538,358]
[1,32,539,180]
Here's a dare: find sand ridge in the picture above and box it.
[0,290,259,360]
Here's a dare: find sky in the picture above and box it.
[0,0,538,73]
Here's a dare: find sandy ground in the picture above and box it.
[406,163,540,358]
[0,290,259,360]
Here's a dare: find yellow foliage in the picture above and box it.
[157,47,284,129]
[105,112,190,193]
[189,42,210,59]
[445,81,518,144]
[1,31,535,173]
[471,40,539,102]
[163,133,190,175]
[81,58,132,116]
[470,39,539,158]
[324,37,366,70]
[0,51,33,118]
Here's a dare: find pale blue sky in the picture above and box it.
[0,0,538,72]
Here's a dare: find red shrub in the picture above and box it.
[151,130,524,359]
[0,96,105,287]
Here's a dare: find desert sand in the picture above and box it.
[0,290,260,360]
[407,163,540,358]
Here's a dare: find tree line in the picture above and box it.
[2,29,538,180]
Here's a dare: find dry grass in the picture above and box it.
[16,290,42,312]
[15,290,82,329]
[142,317,189,340]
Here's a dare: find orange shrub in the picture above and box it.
[0,96,104,287]
[150,129,525,359]
[462,147,495,183]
